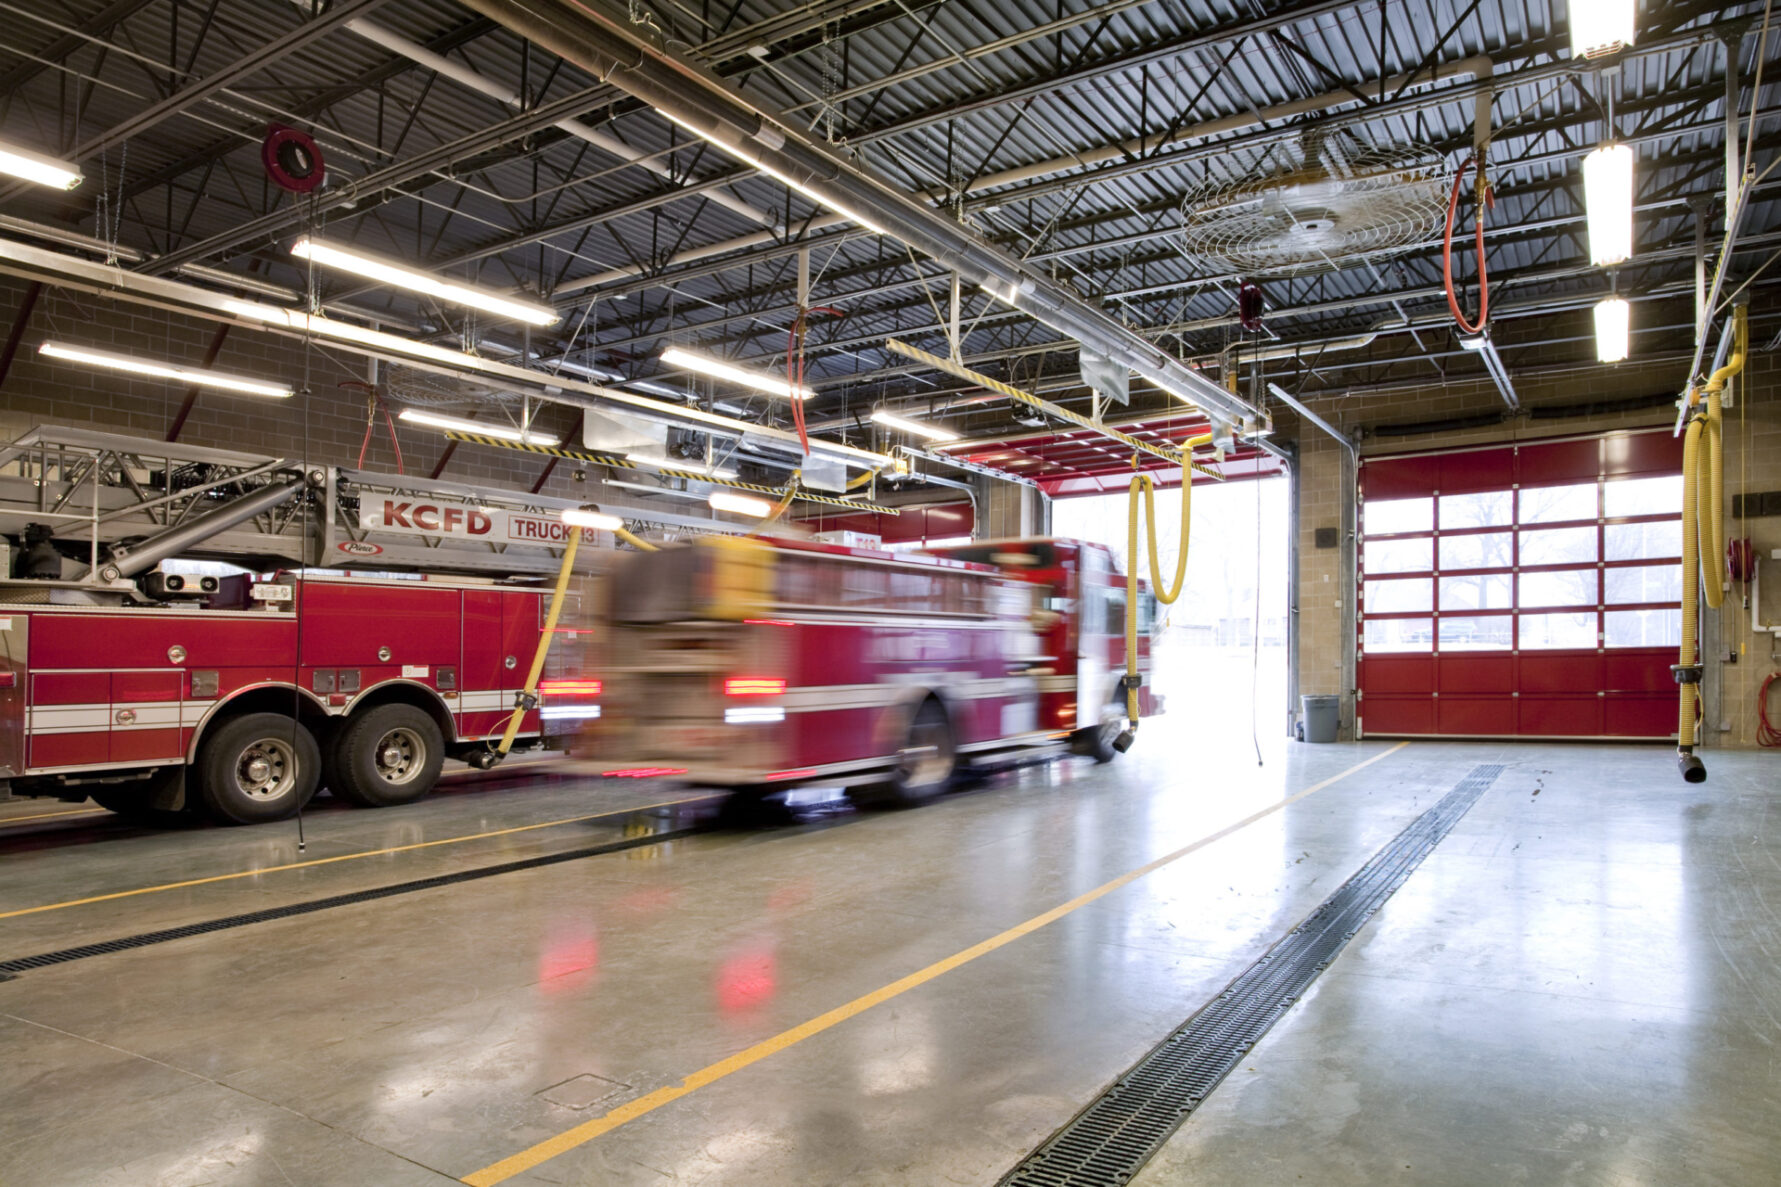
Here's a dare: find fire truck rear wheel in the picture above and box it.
[329,704,444,808]
[874,698,957,807]
[194,713,321,825]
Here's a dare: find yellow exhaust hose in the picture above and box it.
[496,525,584,757]
[1677,304,1745,763]
[1124,433,1215,723]
[615,526,659,552]
[749,473,800,535]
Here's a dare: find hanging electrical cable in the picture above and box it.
[1444,154,1494,335]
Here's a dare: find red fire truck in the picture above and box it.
[587,534,1159,803]
[924,537,1162,760]
[0,425,621,824]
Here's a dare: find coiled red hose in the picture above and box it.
[1444,155,1494,336]
[1760,673,1781,748]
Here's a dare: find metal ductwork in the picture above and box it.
[456,0,1258,428]
[86,475,313,582]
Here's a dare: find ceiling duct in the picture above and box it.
[456,0,1257,428]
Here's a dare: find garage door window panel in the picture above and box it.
[1365,536,1434,574]
[1518,568,1599,610]
[1363,617,1433,652]
[1519,611,1598,650]
[1604,564,1680,605]
[1439,572,1512,611]
[1518,482,1599,525]
[1605,520,1681,562]
[1438,529,1513,572]
[1438,490,1512,529]
[1364,577,1432,614]
[1438,615,1512,651]
[1364,497,1433,534]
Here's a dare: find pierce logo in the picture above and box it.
[337,540,383,556]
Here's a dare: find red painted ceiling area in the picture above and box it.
[949,416,1284,496]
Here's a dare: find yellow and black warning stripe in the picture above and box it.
[442,431,901,513]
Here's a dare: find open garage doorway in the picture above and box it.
[1052,476,1290,752]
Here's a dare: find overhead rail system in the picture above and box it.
[454,0,1259,434]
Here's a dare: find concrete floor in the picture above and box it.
[0,736,1776,1186]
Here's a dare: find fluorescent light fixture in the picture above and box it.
[657,111,887,235]
[709,490,775,517]
[290,237,557,327]
[552,359,622,381]
[661,345,814,400]
[38,340,291,398]
[1593,297,1630,363]
[561,508,624,531]
[1582,143,1634,267]
[871,408,960,442]
[0,139,82,189]
[1570,0,1635,59]
[628,380,691,398]
[396,408,560,446]
[1457,332,1488,351]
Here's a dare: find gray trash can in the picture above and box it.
[1300,694,1341,743]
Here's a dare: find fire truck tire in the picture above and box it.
[328,705,445,807]
[194,714,321,825]
[1074,700,1129,764]
[874,698,957,807]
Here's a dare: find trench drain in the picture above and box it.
[1000,762,1505,1187]
[0,823,705,977]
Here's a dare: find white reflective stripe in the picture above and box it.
[28,705,112,732]
[781,684,895,712]
[775,676,1028,714]
[457,690,518,711]
[1036,675,1078,693]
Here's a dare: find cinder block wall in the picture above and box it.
[1290,312,1780,748]
[0,275,588,496]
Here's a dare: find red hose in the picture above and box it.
[1444,155,1493,336]
[1760,673,1781,748]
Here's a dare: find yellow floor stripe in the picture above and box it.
[0,806,110,825]
[461,741,1411,1186]
[0,795,715,921]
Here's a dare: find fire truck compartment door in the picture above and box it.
[28,668,187,769]
[298,582,461,670]
[0,615,24,777]
[500,591,544,690]
[109,670,187,765]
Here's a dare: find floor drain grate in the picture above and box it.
[1000,763,1505,1187]
[0,824,705,976]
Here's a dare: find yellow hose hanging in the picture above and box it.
[614,526,659,552]
[495,525,583,757]
[1124,432,1215,723]
[749,473,800,535]
[1676,304,1745,778]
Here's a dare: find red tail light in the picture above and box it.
[541,679,602,697]
[724,677,786,697]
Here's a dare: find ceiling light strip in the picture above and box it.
[291,237,558,326]
[882,339,1223,480]
[440,431,900,513]
[38,340,292,398]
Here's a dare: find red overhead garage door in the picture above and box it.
[1358,429,1682,739]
